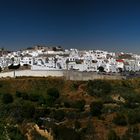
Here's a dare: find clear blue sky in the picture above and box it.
[0,0,140,52]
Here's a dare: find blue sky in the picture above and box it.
[0,0,140,52]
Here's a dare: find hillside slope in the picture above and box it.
[0,77,140,140]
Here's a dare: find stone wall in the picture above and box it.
[0,70,125,80]
[63,71,125,81]
[0,70,63,78]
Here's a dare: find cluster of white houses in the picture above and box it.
[0,46,140,73]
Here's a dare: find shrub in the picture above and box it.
[51,110,65,122]
[71,82,79,91]
[66,112,79,120]
[46,96,55,107]
[2,93,13,104]
[124,101,140,109]
[7,126,25,140]
[123,93,140,109]
[103,95,115,104]
[15,91,22,98]
[73,100,85,111]
[121,135,129,140]
[102,106,114,114]
[21,93,29,100]
[87,80,111,97]
[46,88,60,107]
[47,88,60,100]
[74,120,81,130]
[38,96,46,105]
[127,110,140,124]
[113,113,127,126]
[84,120,95,140]
[90,101,103,116]
[28,93,40,102]
[22,102,35,119]
[124,125,140,140]
[107,129,120,140]
[127,113,137,124]
[55,126,81,140]
[64,101,70,108]
[10,101,35,122]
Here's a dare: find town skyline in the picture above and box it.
[0,0,140,53]
[1,45,140,55]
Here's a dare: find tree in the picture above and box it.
[87,80,111,97]
[73,100,85,111]
[84,119,95,140]
[123,125,140,140]
[7,126,25,140]
[55,126,81,140]
[113,113,127,126]
[74,120,81,131]
[2,93,13,104]
[22,102,35,119]
[90,101,103,116]
[0,123,9,140]
[15,91,22,98]
[52,47,57,51]
[47,88,60,100]
[98,66,104,72]
[0,66,2,72]
[51,110,65,122]
[8,64,20,70]
[54,57,57,68]
[118,68,123,73]
[127,110,140,124]
[28,93,40,102]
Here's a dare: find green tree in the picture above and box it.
[0,123,8,140]
[0,66,2,72]
[113,113,127,126]
[11,101,35,122]
[84,119,95,140]
[127,110,140,124]
[55,126,81,140]
[22,102,35,119]
[73,100,85,111]
[47,88,60,100]
[46,88,60,107]
[51,110,65,122]
[15,91,22,98]
[87,80,111,97]
[28,93,39,102]
[90,101,103,116]
[74,120,81,131]
[98,66,104,72]
[7,126,25,140]
[123,125,140,140]
[2,93,13,104]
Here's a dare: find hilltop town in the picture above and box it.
[0,46,140,140]
[0,45,140,75]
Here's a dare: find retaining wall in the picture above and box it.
[63,71,125,80]
[0,70,125,80]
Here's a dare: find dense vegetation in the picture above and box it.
[1,77,140,139]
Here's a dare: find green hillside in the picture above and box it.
[0,77,140,140]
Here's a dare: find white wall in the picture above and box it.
[0,70,64,78]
